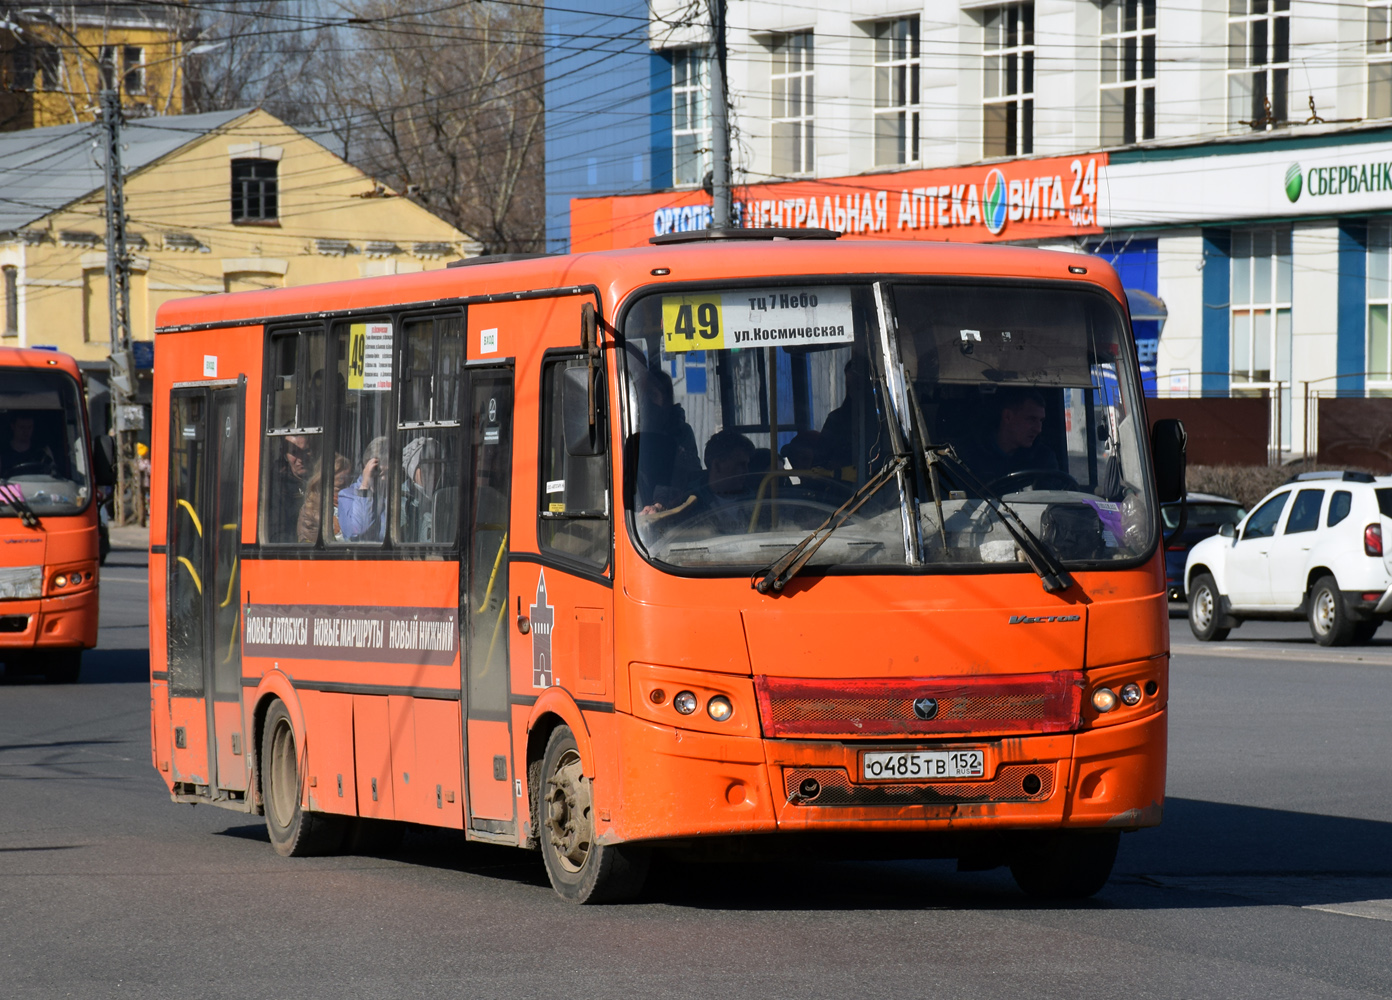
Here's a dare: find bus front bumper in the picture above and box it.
[607,709,1166,843]
[0,588,99,652]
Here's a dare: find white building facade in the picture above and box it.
[553,0,1392,459]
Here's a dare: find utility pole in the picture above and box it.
[709,0,732,228]
[101,88,142,526]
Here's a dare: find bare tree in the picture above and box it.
[320,0,545,254]
[179,0,331,126]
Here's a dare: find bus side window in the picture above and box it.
[261,326,325,545]
[394,312,464,546]
[326,318,394,546]
[539,356,611,570]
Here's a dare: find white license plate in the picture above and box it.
[862,749,985,782]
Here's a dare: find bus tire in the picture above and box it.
[1309,575,1355,647]
[1009,830,1119,900]
[1187,574,1230,641]
[538,725,649,903]
[259,700,347,857]
[44,648,82,684]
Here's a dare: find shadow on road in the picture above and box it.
[201,797,1392,912]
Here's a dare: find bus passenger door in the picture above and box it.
[462,369,516,830]
[166,382,247,795]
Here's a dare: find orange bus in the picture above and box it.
[0,347,103,683]
[148,234,1184,902]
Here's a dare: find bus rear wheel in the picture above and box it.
[1009,831,1119,899]
[259,700,347,857]
[538,725,649,903]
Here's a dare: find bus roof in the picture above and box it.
[0,346,82,380]
[153,240,1126,333]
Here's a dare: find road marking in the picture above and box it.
[1171,644,1392,666]
[1138,874,1392,921]
[1305,900,1392,922]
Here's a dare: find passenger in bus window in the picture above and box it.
[298,453,351,544]
[638,369,701,493]
[266,434,315,542]
[953,387,1058,486]
[399,435,441,542]
[817,358,876,477]
[337,435,391,542]
[640,429,755,524]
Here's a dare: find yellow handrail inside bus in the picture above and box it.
[177,556,203,595]
[177,499,203,538]
[224,607,239,664]
[477,531,508,617]
[220,554,237,609]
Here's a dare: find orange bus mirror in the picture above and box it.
[1150,418,1186,504]
[562,365,603,457]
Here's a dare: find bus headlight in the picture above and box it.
[706,695,734,722]
[1119,683,1142,706]
[1091,687,1118,713]
[673,691,698,715]
[53,574,68,588]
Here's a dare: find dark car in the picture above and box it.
[1163,492,1246,600]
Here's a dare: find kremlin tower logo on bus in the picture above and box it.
[529,571,554,688]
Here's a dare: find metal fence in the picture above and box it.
[1146,373,1392,471]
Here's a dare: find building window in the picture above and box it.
[983,3,1034,158]
[123,46,144,96]
[1368,222,1392,380]
[1370,1,1392,118]
[1228,0,1289,130]
[873,17,920,166]
[1100,0,1156,145]
[1230,230,1292,386]
[231,159,278,222]
[13,43,61,91]
[3,266,17,338]
[770,32,814,176]
[672,48,710,188]
[98,45,117,90]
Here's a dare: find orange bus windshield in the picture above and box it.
[0,368,91,519]
[621,278,1155,575]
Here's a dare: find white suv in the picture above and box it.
[1185,472,1392,646]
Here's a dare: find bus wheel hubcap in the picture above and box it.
[546,749,591,873]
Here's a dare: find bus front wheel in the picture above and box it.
[538,725,649,903]
[1009,830,1119,899]
[259,700,347,857]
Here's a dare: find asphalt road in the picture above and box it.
[3,554,1391,999]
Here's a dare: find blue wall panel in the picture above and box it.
[544,0,661,253]
[1201,229,1231,397]
[1337,221,1367,398]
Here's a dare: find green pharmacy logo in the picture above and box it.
[1284,163,1303,203]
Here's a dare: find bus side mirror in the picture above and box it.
[92,435,116,488]
[1151,418,1187,504]
[562,366,602,457]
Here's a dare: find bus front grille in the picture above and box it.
[753,671,1084,739]
[0,615,29,633]
[782,764,1054,807]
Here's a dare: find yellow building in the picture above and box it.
[1,4,183,131]
[1,107,475,372]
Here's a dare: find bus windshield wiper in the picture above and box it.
[924,446,1073,595]
[753,456,907,594]
[0,483,41,529]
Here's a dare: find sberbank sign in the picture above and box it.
[1284,160,1392,203]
